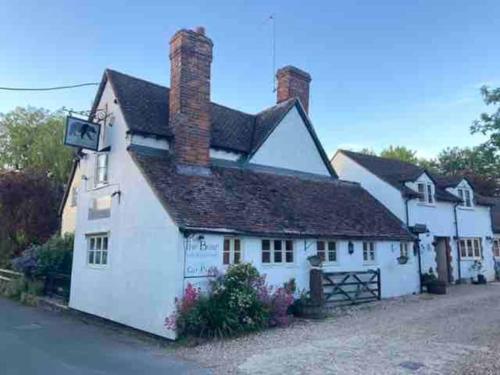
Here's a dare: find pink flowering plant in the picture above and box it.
[165,263,295,338]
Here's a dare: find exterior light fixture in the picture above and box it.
[348,241,354,255]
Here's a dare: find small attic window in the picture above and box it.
[458,188,473,208]
[417,183,434,204]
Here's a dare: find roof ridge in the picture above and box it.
[106,68,169,90]
[340,149,423,169]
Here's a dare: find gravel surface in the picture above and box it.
[176,283,500,374]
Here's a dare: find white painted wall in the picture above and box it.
[331,152,406,219]
[69,81,183,339]
[184,234,420,299]
[209,148,242,161]
[334,152,496,283]
[61,165,82,234]
[129,134,169,150]
[250,106,330,176]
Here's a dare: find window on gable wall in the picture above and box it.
[458,188,473,208]
[95,153,108,186]
[223,238,241,265]
[317,240,337,263]
[459,238,482,259]
[87,233,109,266]
[261,239,294,264]
[417,183,434,204]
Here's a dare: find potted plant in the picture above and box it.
[397,255,409,265]
[291,291,326,320]
[470,260,486,285]
[421,268,447,295]
[307,255,322,268]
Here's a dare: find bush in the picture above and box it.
[166,263,295,339]
[12,234,74,278]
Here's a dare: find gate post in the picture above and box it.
[310,268,324,305]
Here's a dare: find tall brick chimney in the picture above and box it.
[276,66,311,114]
[169,27,213,166]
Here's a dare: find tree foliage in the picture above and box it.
[471,86,500,152]
[380,145,418,164]
[0,107,73,185]
[0,171,61,266]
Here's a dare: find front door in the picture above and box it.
[435,237,452,283]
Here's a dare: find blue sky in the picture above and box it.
[1,1,499,158]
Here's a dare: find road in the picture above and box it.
[0,297,209,375]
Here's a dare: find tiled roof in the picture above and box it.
[338,150,475,204]
[129,145,413,241]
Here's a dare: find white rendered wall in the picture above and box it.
[185,234,420,299]
[250,106,330,176]
[331,152,407,220]
[61,165,82,234]
[69,81,183,339]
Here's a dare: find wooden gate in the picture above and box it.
[322,269,380,306]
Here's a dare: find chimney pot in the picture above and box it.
[195,26,205,35]
[276,65,312,113]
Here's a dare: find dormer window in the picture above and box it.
[457,188,472,208]
[417,183,434,204]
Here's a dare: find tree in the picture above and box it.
[0,171,61,267]
[436,145,500,196]
[380,145,418,164]
[471,86,500,152]
[0,107,73,185]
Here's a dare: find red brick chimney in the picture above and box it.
[169,27,213,166]
[276,66,311,114]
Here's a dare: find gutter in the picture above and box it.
[453,202,462,282]
[405,197,423,293]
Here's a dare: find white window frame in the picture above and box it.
[87,233,109,267]
[493,239,500,258]
[459,238,482,260]
[457,188,473,208]
[363,241,376,264]
[316,240,337,264]
[261,239,294,265]
[95,153,109,187]
[223,237,242,265]
[417,182,434,205]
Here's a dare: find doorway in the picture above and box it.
[434,237,453,284]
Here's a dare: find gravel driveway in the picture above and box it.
[176,283,500,374]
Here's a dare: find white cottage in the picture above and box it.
[332,150,497,284]
[60,27,416,339]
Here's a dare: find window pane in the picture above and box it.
[234,251,241,264]
[465,190,471,207]
[328,242,336,262]
[223,252,230,265]
[474,239,481,257]
[467,240,473,257]
[88,251,94,264]
[285,240,293,251]
[418,184,425,201]
[95,251,101,265]
[90,238,95,250]
[234,239,240,251]
[274,249,282,263]
[285,250,293,263]
[460,240,466,257]
[102,251,108,265]
[96,237,102,250]
[262,251,270,263]
[103,236,108,250]
[274,240,282,251]
[317,241,325,251]
[262,240,270,251]
[427,185,433,203]
[224,239,230,251]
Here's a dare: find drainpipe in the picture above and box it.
[406,197,423,293]
[453,203,462,283]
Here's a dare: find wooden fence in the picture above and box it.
[322,269,381,306]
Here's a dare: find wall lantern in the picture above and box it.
[486,236,493,243]
[348,241,354,255]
